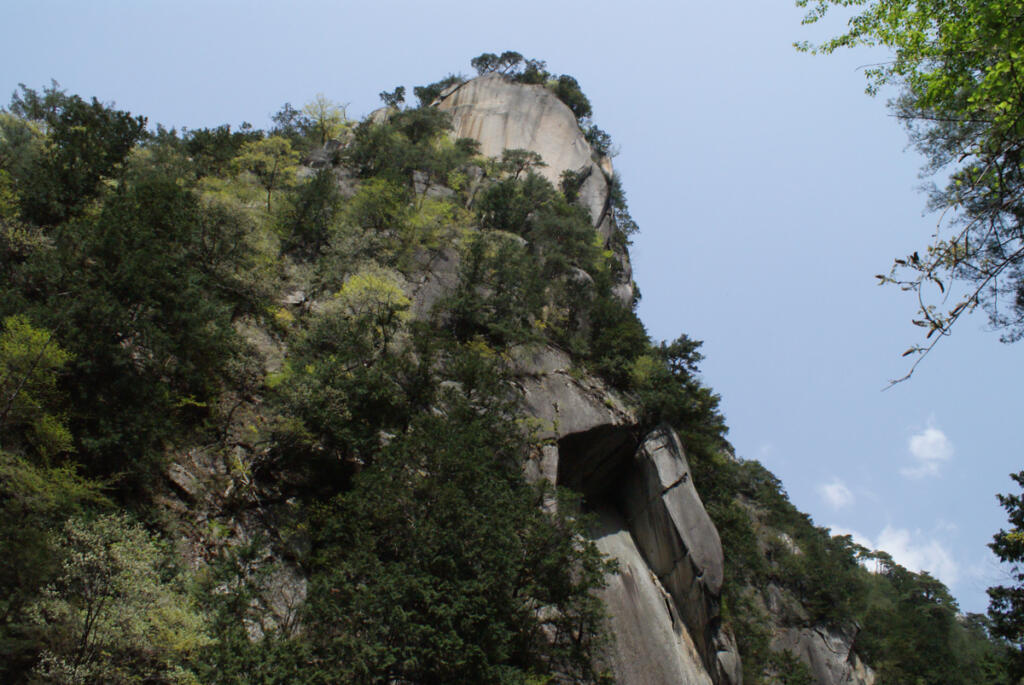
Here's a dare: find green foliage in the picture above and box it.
[461,167,629,355]
[347,176,409,230]
[549,75,592,121]
[9,173,266,484]
[182,123,264,179]
[2,67,1016,685]
[764,650,814,685]
[0,315,73,460]
[303,374,613,684]
[28,513,211,684]
[471,51,537,77]
[6,83,146,226]
[232,135,300,211]
[413,74,463,108]
[585,295,649,387]
[584,124,615,158]
[630,335,727,447]
[989,471,1024,679]
[775,532,867,625]
[271,102,310,142]
[445,230,547,345]
[854,556,1000,684]
[797,0,1024,370]
[303,94,349,147]
[271,277,426,489]
[0,452,108,679]
[278,167,343,256]
[608,173,639,247]
[344,106,476,188]
[378,86,406,109]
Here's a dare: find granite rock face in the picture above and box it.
[175,70,885,685]
[594,509,714,685]
[426,73,747,679]
[436,74,634,303]
[774,625,876,685]
[619,427,731,682]
[566,424,740,685]
[437,74,609,228]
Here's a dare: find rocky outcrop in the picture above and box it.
[437,74,609,228]
[429,85,721,679]
[618,428,736,684]
[436,74,634,303]
[774,625,875,685]
[594,508,714,685]
[502,339,739,684]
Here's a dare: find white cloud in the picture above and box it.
[901,424,954,478]
[830,525,959,587]
[818,478,855,510]
[876,526,959,586]
[829,526,873,550]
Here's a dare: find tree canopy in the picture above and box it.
[797,0,1024,378]
[989,471,1024,679]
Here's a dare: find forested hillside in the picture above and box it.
[0,55,1017,684]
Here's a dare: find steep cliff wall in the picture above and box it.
[4,69,993,685]
[159,73,876,685]
[432,73,879,685]
[433,74,741,685]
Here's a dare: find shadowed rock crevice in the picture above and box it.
[556,424,638,502]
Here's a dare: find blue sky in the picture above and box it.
[4,0,1022,613]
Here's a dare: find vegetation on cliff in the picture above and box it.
[0,55,1017,684]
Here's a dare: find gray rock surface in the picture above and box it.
[408,246,461,319]
[774,624,876,685]
[438,74,608,227]
[593,508,714,685]
[436,74,635,304]
[511,344,635,443]
[619,426,732,682]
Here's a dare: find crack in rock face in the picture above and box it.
[774,625,876,685]
[555,421,737,685]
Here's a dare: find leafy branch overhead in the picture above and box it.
[798,0,1024,381]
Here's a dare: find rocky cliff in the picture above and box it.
[172,72,875,685]
[430,73,878,685]
[2,68,996,685]
[434,75,742,684]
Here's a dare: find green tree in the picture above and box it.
[0,315,73,459]
[378,86,405,109]
[797,0,1024,378]
[302,94,348,147]
[4,84,146,226]
[413,75,462,108]
[989,471,1024,679]
[271,102,313,147]
[28,513,211,684]
[232,135,299,211]
[182,123,263,179]
[24,175,263,483]
[303,369,613,684]
[0,454,107,677]
[271,274,425,489]
[278,167,344,257]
